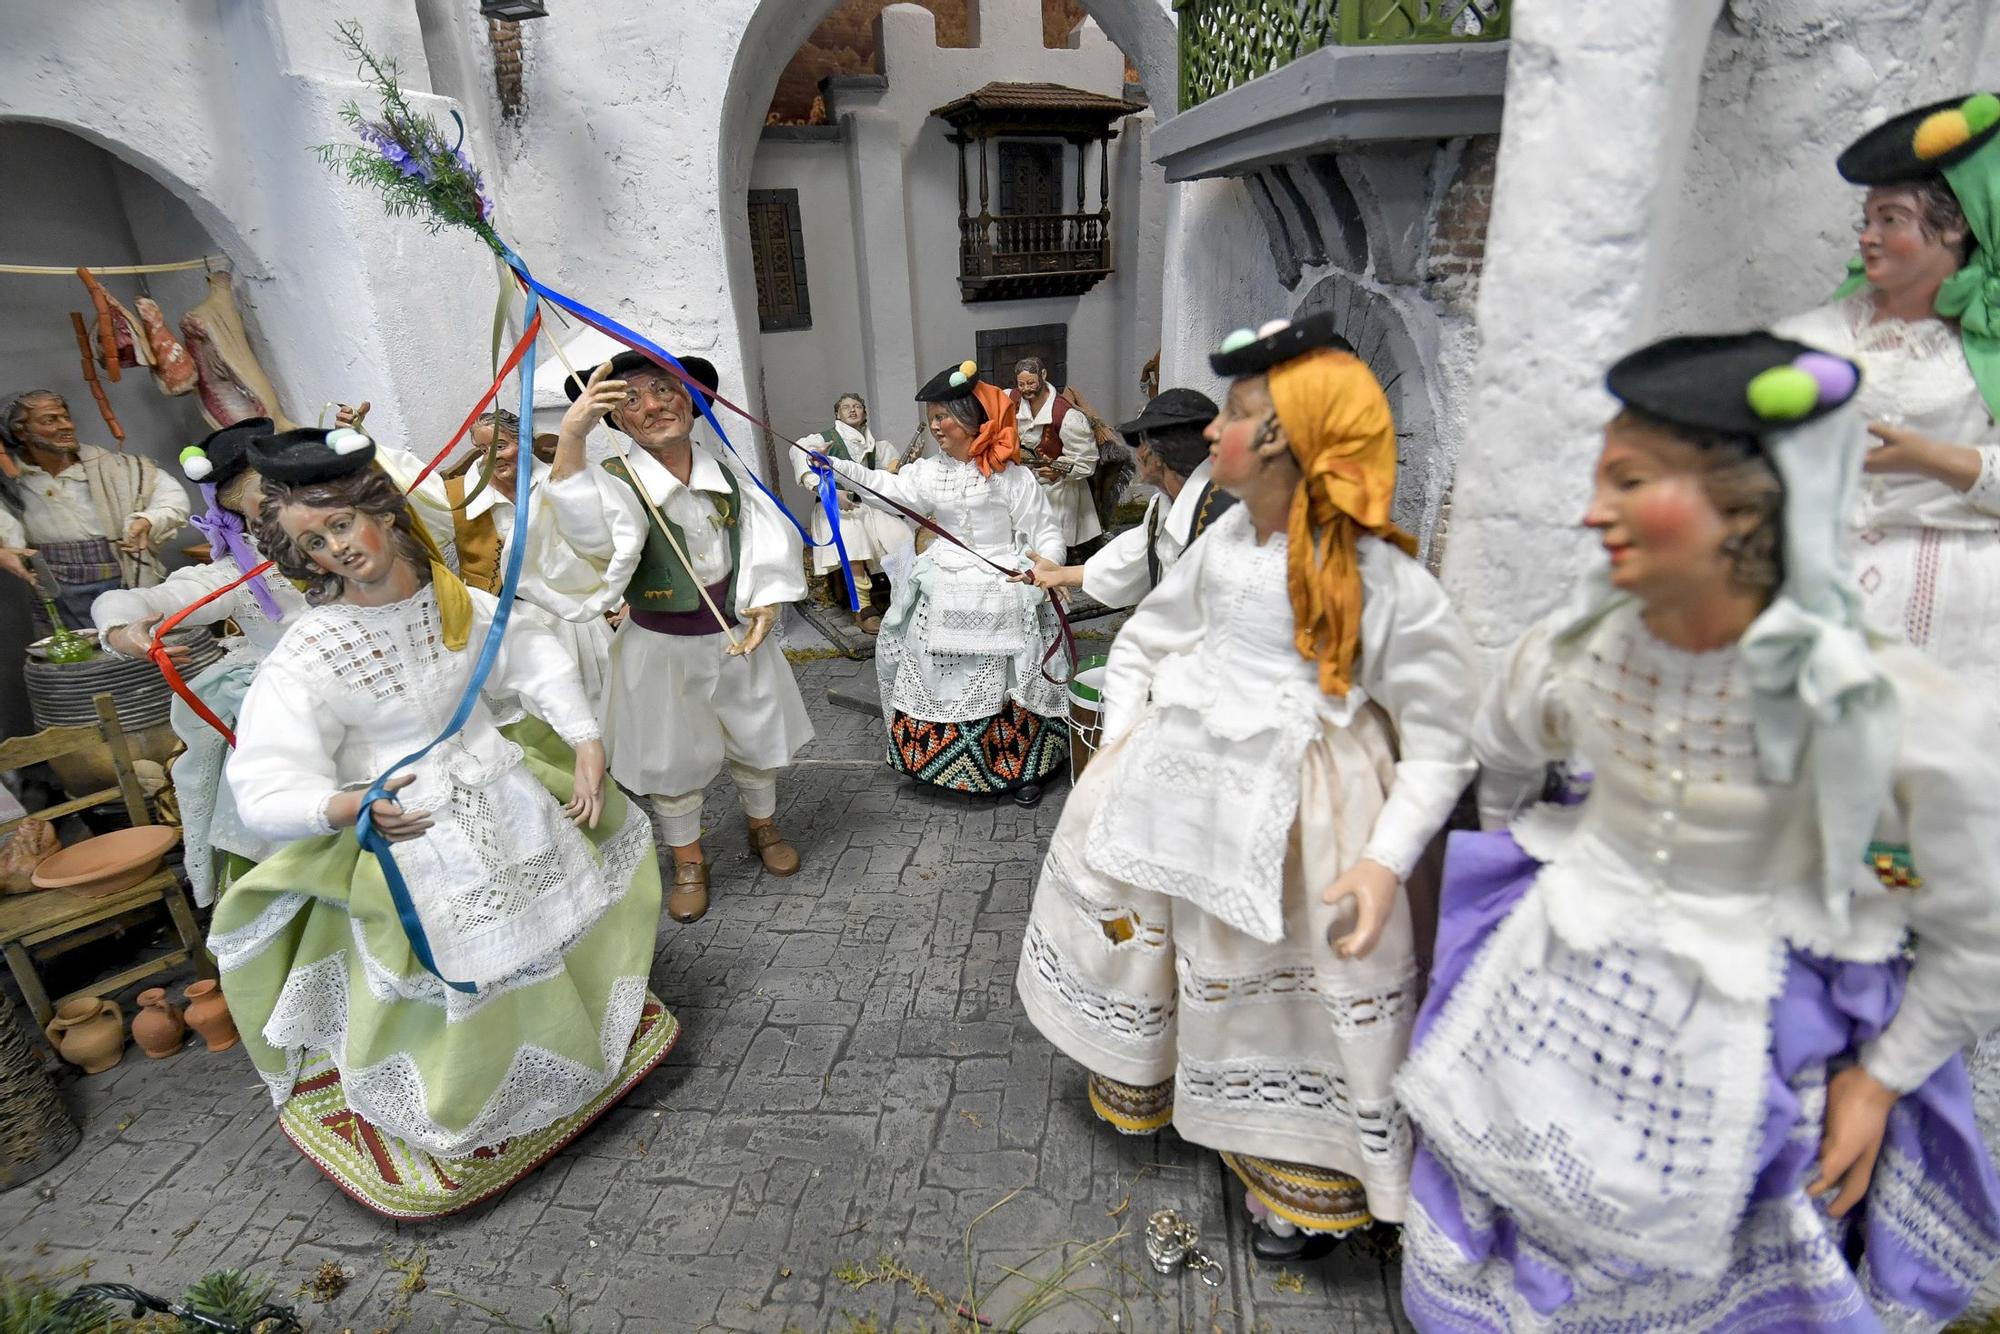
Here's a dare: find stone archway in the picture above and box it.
[1292,272,1447,552]
[717,0,1178,477]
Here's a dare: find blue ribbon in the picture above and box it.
[351,286,542,995]
[810,458,860,611]
[497,247,861,612]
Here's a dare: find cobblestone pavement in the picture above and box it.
[0,651,1410,1333]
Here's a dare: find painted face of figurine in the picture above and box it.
[617,368,696,450]
[836,396,868,430]
[471,417,522,494]
[928,406,976,462]
[1134,439,1166,488]
[1858,185,1966,301]
[1584,415,1748,604]
[217,469,266,522]
[13,394,79,462]
[279,501,403,590]
[1015,368,1046,401]
[1204,376,1280,492]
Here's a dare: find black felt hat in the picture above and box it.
[1838,93,2000,184]
[179,417,272,488]
[565,350,719,431]
[916,359,987,403]
[1606,332,1862,439]
[1208,312,1353,377]
[1116,388,1218,442]
[247,426,378,485]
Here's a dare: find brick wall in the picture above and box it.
[765,0,1128,125]
[1423,136,1498,312]
[489,19,524,118]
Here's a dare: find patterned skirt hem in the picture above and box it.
[888,702,1068,794]
[276,995,679,1221]
[1221,1150,1376,1236]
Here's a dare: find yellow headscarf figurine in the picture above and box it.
[1209,313,1416,696]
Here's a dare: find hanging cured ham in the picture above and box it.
[179,271,295,430]
[135,296,196,395]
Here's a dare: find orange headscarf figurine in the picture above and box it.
[916,359,1020,477]
[1211,314,1415,695]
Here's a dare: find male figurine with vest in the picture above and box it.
[1010,358,1103,552]
[550,352,812,923]
[1029,388,1233,606]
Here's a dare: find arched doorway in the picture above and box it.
[718,0,1177,482]
[0,121,245,738]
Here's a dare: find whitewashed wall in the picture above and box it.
[1440,0,2000,652]
[749,136,869,445]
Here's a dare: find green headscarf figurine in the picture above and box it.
[1835,91,2000,417]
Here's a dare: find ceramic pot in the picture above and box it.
[42,997,124,1074]
[131,987,187,1059]
[182,979,238,1053]
[30,825,179,899]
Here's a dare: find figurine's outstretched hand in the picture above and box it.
[1321,859,1398,959]
[731,605,777,656]
[334,401,371,429]
[566,738,607,829]
[1809,1065,1899,1217]
[109,614,190,664]
[0,546,36,586]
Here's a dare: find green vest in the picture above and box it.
[603,457,743,613]
[820,425,852,462]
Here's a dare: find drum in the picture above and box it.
[1067,656,1109,783]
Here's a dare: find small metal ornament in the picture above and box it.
[1144,1209,1224,1286]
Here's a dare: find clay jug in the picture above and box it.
[131,987,187,1059]
[43,997,124,1074]
[183,979,238,1052]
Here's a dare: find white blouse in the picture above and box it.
[92,555,307,655]
[1080,459,1219,609]
[1085,506,1477,938]
[829,454,1064,569]
[1474,601,2000,1093]
[1777,294,2000,531]
[227,586,608,986]
[546,446,807,615]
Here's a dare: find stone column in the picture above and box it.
[1438,0,1727,652]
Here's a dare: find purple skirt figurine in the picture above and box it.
[1399,826,2000,1332]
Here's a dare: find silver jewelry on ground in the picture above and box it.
[1144,1209,1224,1286]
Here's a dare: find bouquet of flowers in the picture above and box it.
[315,21,499,251]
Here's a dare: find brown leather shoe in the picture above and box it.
[667,858,710,923]
[748,822,801,877]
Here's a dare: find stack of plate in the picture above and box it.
[25,627,225,731]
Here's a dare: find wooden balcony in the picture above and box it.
[957,211,1113,303]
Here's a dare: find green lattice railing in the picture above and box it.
[1176,0,1509,110]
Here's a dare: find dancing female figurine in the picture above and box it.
[799,393,913,635]
[91,419,306,906]
[216,427,674,1219]
[821,360,1071,806]
[1398,333,2000,1330]
[1016,314,1477,1258]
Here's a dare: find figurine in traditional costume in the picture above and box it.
[1775,94,2000,708]
[1397,333,2000,1331]
[1012,358,1104,553]
[1015,314,1478,1257]
[215,426,672,1220]
[798,393,913,634]
[549,353,813,924]
[90,418,306,905]
[1028,388,1232,608]
[820,359,1070,806]
[0,389,190,625]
